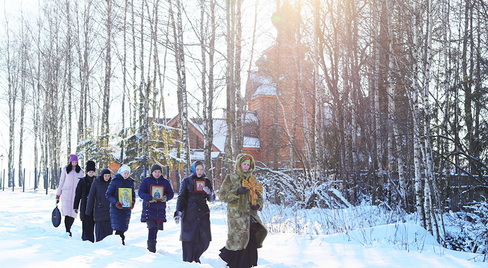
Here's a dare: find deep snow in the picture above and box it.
[0,190,485,267]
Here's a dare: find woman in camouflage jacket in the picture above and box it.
[218,153,267,268]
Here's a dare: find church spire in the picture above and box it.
[271,1,300,44]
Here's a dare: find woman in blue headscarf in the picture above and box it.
[174,161,215,263]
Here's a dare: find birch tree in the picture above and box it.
[119,0,130,163]
[75,0,95,142]
[200,0,216,182]
[17,8,30,188]
[63,0,74,154]
[169,0,191,179]
[4,13,18,187]
[32,2,43,188]
[224,0,244,172]
[101,0,113,149]
[38,2,66,188]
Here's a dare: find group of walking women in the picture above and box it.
[55,153,267,267]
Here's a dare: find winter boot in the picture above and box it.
[147,239,157,253]
[65,216,74,237]
[120,233,125,245]
[115,231,125,245]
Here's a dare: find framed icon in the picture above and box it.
[151,185,165,201]
[194,179,206,193]
[118,188,133,207]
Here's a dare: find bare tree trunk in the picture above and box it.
[225,0,236,171]
[410,0,426,229]
[169,0,191,177]
[5,15,18,187]
[370,2,382,199]
[461,0,473,172]
[388,37,407,209]
[202,0,216,183]
[101,0,113,148]
[234,0,243,154]
[438,0,453,210]
[472,3,483,166]
[148,0,166,122]
[311,0,326,172]
[131,0,137,128]
[421,0,441,240]
[293,1,312,174]
[18,9,29,188]
[65,0,73,154]
[76,0,93,143]
[344,0,363,201]
[412,90,425,228]
[119,0,129,163]
[33,4,43,187]
[41,4,64,188]
[138,1,149,174]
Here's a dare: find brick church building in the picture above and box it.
[166,2,316,187]
[245,1,315,169]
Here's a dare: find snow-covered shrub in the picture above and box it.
[253,166,350,209]
[259,199,405,235]
[443,201,488,254]
[253,166,408,237]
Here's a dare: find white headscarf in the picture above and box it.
[118,164,131,174]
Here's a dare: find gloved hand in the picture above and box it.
[115,202,123,209]
[174,211,183,224]
[148,198,157,203]
[236,187,249,195]
[250,204,260,210]
[160,195,167,202]
[74,209,78,214]
[203,186,212,195]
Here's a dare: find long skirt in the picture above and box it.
[182,227,210,263]
[219,227,258,268]
[81,215,95,242]
[95,220,113,242]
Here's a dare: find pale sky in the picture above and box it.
[0,0,276,167]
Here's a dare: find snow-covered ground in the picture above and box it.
[0,190,485,267]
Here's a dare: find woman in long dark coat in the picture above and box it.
[105,165,135,245]
[86,168,113,242]
[175,161,215,263]
[74,160,96,242]
[138,164,175,253]
[218,154,267,268]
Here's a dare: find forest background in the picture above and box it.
[0,0,487,256]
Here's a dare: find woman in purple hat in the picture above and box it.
[55,154,85,236]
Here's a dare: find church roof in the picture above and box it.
[253,83,277,96]
[192,117,259,151]
[243,136,260,148]
[249,73,277,97]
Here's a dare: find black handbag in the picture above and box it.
[52,201,61,228]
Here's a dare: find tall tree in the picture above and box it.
[75,0,94,143]
[101,0,113,148]
[224,0,244,172]
[4,12,18,187]
[17,7,30,187]
[64,0,74,154]
[169,0,191,180]
[200,0,216,182]
[119,0,130,163]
